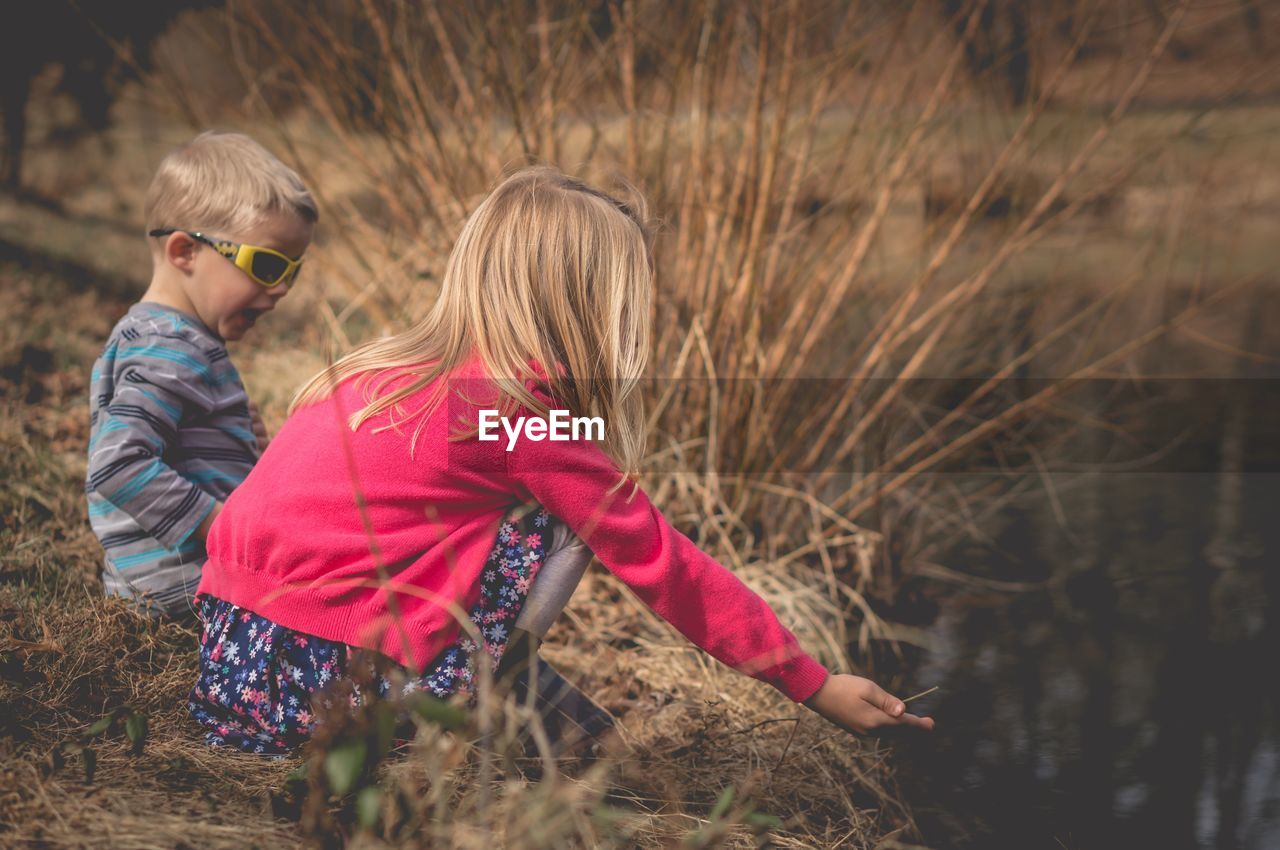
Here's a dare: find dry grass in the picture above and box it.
[138,0,1274,539]
[0,266,302,848]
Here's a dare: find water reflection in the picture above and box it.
[891,473,1278,850]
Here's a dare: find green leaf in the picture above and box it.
[372,701,397,757]
[590,803,633,826]
[125,712,148,755]
[405,694,467,729]
[356,786,382,831]
[323,739,367,796]
[745,811,782,829]
[85,715,113,737]
[709,785,735,821]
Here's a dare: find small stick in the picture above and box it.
[901,685,939,705]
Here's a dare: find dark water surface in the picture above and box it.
[890,468,1279,850]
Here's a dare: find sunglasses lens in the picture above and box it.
[250,250,290,285]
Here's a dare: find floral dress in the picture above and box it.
[187,507,552,755]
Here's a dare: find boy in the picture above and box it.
[86,131,317,619]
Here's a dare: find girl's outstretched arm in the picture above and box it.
[505,416,936,734]
[504,400,828,703]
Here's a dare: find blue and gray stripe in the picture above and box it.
[86,302,258,617]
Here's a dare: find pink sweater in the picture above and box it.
[198,356,830,703]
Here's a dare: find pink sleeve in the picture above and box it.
[503,408,830,703]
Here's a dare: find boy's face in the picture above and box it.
[183,211,313,342]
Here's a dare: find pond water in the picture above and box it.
[888,458,1278,846]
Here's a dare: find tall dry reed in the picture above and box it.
[155,0,1256,594]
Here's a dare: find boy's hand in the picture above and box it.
[248,400,270,453]
[803,673,935,735]
[194,501,223,542]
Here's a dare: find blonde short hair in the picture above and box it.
[143,131,318,239]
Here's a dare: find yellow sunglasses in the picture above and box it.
[149,228,305,288]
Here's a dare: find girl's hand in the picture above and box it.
[248,400,270,453]
[803,673,936,735]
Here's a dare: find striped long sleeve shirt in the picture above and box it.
[86,302,259,617]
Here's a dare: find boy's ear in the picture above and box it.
[163,232,200,274]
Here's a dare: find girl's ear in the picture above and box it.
[164,232,199,274]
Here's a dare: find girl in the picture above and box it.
[187,167,934,756]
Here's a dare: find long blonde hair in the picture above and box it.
[290,166,654,476]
